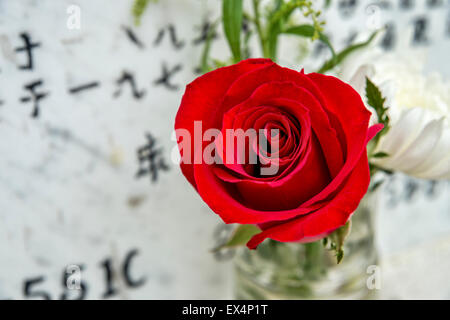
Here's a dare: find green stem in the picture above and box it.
[252,0,270,59]
[265,0,310,61]
[303,241,323,279]
[199,20,219,73]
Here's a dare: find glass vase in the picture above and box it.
[234,191,379,299]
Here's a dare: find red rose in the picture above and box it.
[175,58,382,249]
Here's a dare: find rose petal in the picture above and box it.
[246,152,371,249]
[175,59,273,188]
[221,65,345,177]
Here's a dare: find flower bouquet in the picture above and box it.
[158,0,450,299]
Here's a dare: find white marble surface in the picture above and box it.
[0,0,448,299]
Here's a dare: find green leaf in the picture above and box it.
[225,224,260,247]
[336,250,344,264]
[366,77,386,111]
[132,0,157,26]
[284,24,315,37]
[327,220,351,264]
[365,76,390,130]
[372,151,389,158]
[222,0,243,63]
[212,224,260,251]
[366,77,391,161]
[369,179,385,192]
[317,30,379,74]
[283,24,336,58]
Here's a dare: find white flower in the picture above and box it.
[337,32,450,180]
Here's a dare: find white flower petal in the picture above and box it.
[412,121,450,177]
[389,118,444,173]
[348,64,375,97]
[374,108,429,165]
[414,155,450,180]
[338,41,450,180]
